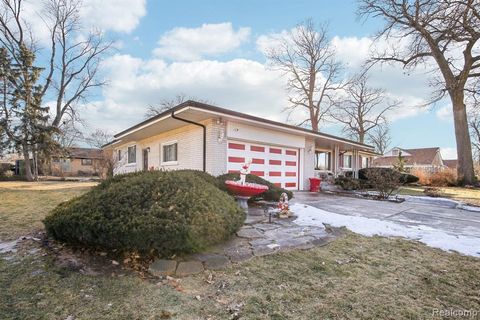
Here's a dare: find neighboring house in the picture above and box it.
[51,147,105,177]
[103,101,377,190]
[372,147,448,172]
[443,159,458,170]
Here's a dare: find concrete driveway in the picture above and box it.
[292,192,480,239]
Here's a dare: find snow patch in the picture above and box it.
[291,203,480,257]
[0,240,18,254]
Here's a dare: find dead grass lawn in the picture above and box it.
[0,181,479,319]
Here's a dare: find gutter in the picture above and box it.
[171,110,206,172]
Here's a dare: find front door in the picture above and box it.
[142,149,148,171]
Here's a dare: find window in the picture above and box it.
[314,151,331,170]
[81,158,93,166]
[162,142,178,164]
[52,158,60,163]
[127,145,136,164]
[361,156,369,168]
[343,155,352,168]
[117,150,122,161]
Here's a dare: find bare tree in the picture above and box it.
[470,112,480,164]
[43,0,112,128]
[331,72,399,143]
[85,128,115,178]
[367,122,391,155]
[266,20,345,131]
[85,128,112,148]
[0,0,111,180]
[358,0,479,184]
[144,93,210,119]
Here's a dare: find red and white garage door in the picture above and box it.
[227,140,300,190]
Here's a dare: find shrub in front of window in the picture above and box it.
[44,170,245,256]
[334,176,362,191]
[359,167,402,199]
[359,168,419,185]
[216,173,293,201]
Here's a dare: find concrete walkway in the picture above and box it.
[292,192,480,239]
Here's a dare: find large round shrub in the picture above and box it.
[44,170,245,256]
[217,173,293,201]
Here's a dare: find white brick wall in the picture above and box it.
[206,119,228,176]
[114,123,204,174]
[303,138,316,189]
[113,119,229,176]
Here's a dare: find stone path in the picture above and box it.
[149,207,336,277]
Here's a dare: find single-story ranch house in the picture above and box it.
[103,101,377,190]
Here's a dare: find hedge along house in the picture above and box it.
[103,101,377,190]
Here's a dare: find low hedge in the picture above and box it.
[44,170,245,256]
[359,168,419,184]
[217,173,293,201]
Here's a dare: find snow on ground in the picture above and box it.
[291,203,480,257]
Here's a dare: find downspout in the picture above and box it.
[171,110,206,172]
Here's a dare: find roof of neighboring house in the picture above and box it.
[106,100,375,150]
[443,159,458,169]
[373,147,441,167]
[60,147,104,159]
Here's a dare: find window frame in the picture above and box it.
[127,145,136,164]
[81,158,93,166]
[343,154,353,168]
[161,141,178,165]
[314,150,331,171]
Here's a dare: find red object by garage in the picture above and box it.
[309,177,321,192]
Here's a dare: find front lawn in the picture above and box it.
[0,181,96,241]
[0,181,479,319]
[398,185,480,206]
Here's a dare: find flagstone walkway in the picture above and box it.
[149,207,336,277]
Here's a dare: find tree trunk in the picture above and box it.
[22,144,34,182]
[451,91,475,185]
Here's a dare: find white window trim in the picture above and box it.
[127,144,137,165]
[161,141,178,166]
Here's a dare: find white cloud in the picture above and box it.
[436,105,453,121]
[441,147,457,160]
[90,54,286,133]
[80,0,146,33]
[153,23,251,61]
[20,0,146,45]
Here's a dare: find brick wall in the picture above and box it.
[114,119,228,176]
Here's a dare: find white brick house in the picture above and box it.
[103,101,377,190]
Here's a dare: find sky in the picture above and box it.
[32,0,458,159]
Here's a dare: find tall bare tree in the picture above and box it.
[0,0,111,180]
[266,20,344,131]
[358,0,479,184]
[367,122,391,155]
[331,72,399,143]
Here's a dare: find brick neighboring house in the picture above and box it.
[51,147,105,177]
[372,147,451,172]
[103,100,378,191]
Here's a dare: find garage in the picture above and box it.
[226,140,300,190]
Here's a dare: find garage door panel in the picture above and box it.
[227,140,299,190]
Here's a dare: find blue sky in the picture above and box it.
[32,0,457,158]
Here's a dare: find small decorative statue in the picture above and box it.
[239,160,251,185]
[277,192,291,218]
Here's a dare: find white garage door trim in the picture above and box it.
[226,140,300,190]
